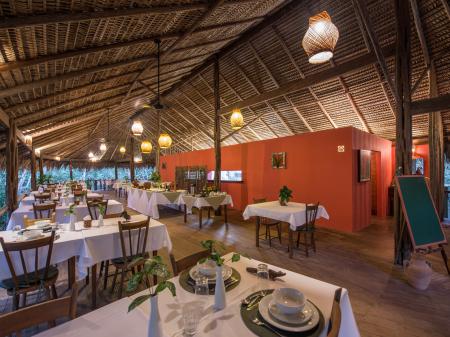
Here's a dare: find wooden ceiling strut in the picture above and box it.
[28,113,102,137]
[218,44,395,115]
[410,94,450,115]
[0,107,32,151]
[440,0,450,21]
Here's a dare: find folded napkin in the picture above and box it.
[246,267,286,280]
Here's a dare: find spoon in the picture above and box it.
[252,317,284,337]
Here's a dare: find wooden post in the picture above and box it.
[30,145,37,190]
[6,117,18,216]
[69,160,73,181]
[428,62,445,219]
[130,137,135,181]
[155,110,161,173]
[213,56,221,191]
[114,162,118,180]
[38,156,44,181]
[394,0,413,265]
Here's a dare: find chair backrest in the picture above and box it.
[327,288,342,337]
[87,200,108,220]
[33,202,57,219]
[0,283,78,337]
[305,202,320,230]
[24,212,56,228]
[103,212,123,219]
[253,198,267,204]
[0,231,56,290]
[34,193,51,204]
[169,250,211,276]
[86,194,103,203]
[118,217,150,266]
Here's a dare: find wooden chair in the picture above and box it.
[23,212,56,228]
[87,200,108,220]
[327,288,342,337]
[254,198,282,247]
[0,231,58,310]
[86,194,104,202]
[0,284,78,337]
[169,250,210,276]
[33,202,57,220]
[103,212,124,219]
[110,217,150,298]
[295,202,319,257]
[34,193,51,204]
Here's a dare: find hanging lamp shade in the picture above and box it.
[158,133,172,149]
[230,108,244,130]
[134,156,142,163]
[88,152,94,158]
[55,156,61,161]
[302,11,339,64]
[24,135,32,146]
[141,140,153,154]
[131,120,144,136]
[35,148,41,156]
[100,143,107,152]
[119,146,126,154]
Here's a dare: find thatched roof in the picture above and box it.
[0,0,449,161]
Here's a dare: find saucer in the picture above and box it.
[258,294,319,332]
[268,297,314,325]
[189,264,232,283]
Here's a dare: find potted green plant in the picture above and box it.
[200,240,241,310]
[97,203,106,227]
[127,256,176,337]
[64,204,76,231]
[150,171,161,183]
[279,185,292,206]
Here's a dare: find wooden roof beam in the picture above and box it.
[28,113,103,137]
[410,94,450,115]
[0,107,31,151]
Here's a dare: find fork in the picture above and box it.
[252,317,284,337]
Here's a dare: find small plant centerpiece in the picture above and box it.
[127,256,176,337]
[97,203,106,227]
[200,240,242,311]
[150,171,162,184]
[279,185,292,206]
[64,204,77,231]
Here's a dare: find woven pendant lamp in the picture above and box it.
[158,133,172,149]
[302,11,339,64]
[230,108,244,130]
[141,140,153,154]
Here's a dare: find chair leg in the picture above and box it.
[305,233,309,257]
[85,268,90,285]
[103,260,110,290]
[268,225,272,247]
[312,232,316,252]
[296,232,300,248]
[277,224,282,244]
[51,284,58,299]
[13,293,19,310]
[99,261,104,278]
[118,269,125,299]
[21,293,27,308]
[110,268,118,294]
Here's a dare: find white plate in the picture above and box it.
[268,298,314,325]
[189,264,232,283]
[258,294,319,332]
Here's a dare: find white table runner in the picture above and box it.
[243,201,329,231]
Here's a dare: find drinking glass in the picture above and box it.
[182,302,203,336]
[257,263,270,292]
[194,276,209,296]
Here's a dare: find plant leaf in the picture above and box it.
[231,253,240,262]
[166,281,176,297]
[128,294,151,312]
[127,272,143,292]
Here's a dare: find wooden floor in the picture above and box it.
[1,192,450,337]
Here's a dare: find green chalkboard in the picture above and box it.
[396,176,447,249]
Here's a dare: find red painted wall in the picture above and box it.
[160,127,392,232]
[391,143,429,177]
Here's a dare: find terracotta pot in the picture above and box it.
[404,255,432,290]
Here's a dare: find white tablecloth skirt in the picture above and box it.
[179,194,233,214]
[127,187,184,219]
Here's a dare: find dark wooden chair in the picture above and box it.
[254,198,282,247]
[295,202,319,257]
[327,288,342,337]
[169,250,211,276]
[33,202,57,219]
[0,231,58,310]
[34,193,51,204]
[86,194,104,203]
[103,212,124,219]
[110,217,151,298]
[87,200,108,220]
[0,284,78,337]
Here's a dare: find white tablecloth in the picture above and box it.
[243,201,329,231]
[20,193,103,207]
[127,187,185,219]
[180,194,233,214]
[7,200,124,230]
[35,254,359,337]
[0,214,172,281]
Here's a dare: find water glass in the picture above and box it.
[257,263,269,291]
[194,276,209,296]
[182,302,202,336]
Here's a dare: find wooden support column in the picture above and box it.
[213,56,221,191]
[30,146,37,190]
[114,162,118,180]
[155,110,161,173]
[69,160,73,180]
[130,137,135,181]
[394,0,413,265]
[6,118,18,216]
[38,156,44,180]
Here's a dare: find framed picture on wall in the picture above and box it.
[272,152,286,169]
[359,149,371,182]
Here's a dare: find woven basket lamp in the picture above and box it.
[158,133,172,149]
[230,108,244,130]
[131,120,144,136]
[119,146,126,154]
[141,140,153,154]
[302,11,339,64]
[24,135,32,146]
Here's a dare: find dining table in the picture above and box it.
[19,192,104,207]
[179,193,233,228]
[6,199,124,230]
[0,214,172,309]
[243,201,330,257]
[34,253,360,337]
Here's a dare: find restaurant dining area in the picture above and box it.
[1,0,450,336]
